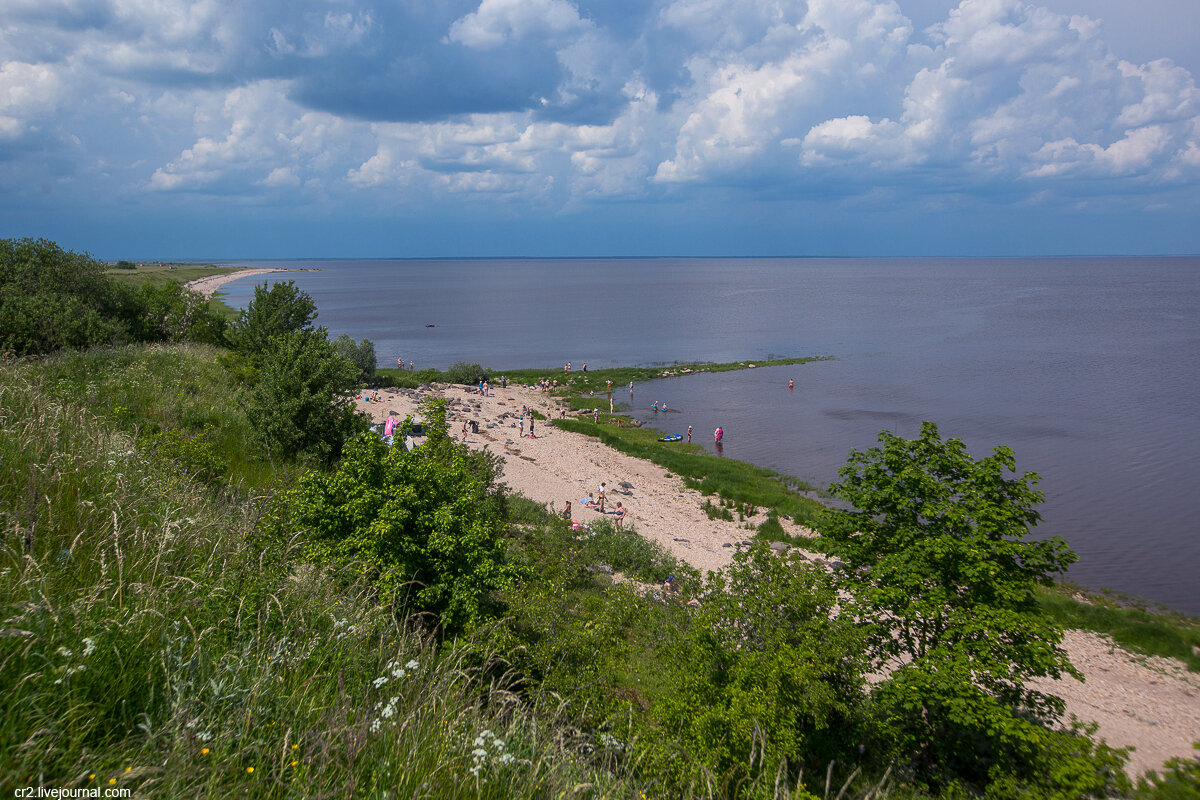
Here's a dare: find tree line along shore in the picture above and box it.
[2,238,1199,799]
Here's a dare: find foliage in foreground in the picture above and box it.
[822,422,1130,796]
[280,399,511,634]
[645,545,867,793]
[0,359,641,798]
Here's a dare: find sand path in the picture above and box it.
[361,381,1198,776]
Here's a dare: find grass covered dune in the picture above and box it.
[1,238,1197,798]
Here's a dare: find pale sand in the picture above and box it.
[184,268,290,298]
[358,381,1200,775]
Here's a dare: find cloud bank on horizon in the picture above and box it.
[2,0,1198,256]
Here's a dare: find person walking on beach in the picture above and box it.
[614,503,626,528]
[687,425,693,443]
[529,416,535,437]
[593,408,599,423]
[597,482,607,512]
[563,500,572,521]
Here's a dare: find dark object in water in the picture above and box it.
[658,434,683,442]
[425,323,436,327]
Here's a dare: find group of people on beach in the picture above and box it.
[564,481,627,528]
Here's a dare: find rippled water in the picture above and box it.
[221,257,1200,614]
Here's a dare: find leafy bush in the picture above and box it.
[332,332,377,383]
[0,237,135,355]
[445,360,489,385]
[132,280,228,345]
[645,544,867,794]
[247,329,368,463]
[285,399,511,633]
[114,259,137,269]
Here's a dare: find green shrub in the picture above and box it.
[114,259,137,269]
[0,237,135,355]
[332,332,377,383]
[283,399,511,633]
[445,360,490,385]
[645,544,867,794]
[132,280,228,345]
[247,328,368,464]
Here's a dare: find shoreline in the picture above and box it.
[183,267,293,298]
[355,380,1199,776]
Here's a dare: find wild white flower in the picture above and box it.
[380,699,398,720]
[370,719,382,734]
[391,667,406,679]
[56,646,73,658]
[499,752,516,765]
[372,676,389,688]
[471,748,488,760]
[405,659,419,670]
[599,733,625,751]
[491,738,505,750]
[81,638,96,657]
[197,731,213,742]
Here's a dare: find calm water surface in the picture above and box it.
[221,258,1200,614]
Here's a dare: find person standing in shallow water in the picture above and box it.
[687,425,693,443]
[714,426,723,443]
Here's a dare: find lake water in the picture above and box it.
[220,257,1200,614]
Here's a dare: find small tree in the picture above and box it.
[289,398,510,633]
[332,333,377,383]
[247,328,367,463]
[226,280,317,358]
[822,422,1126,792]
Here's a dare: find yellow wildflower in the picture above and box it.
[246,767,255,774]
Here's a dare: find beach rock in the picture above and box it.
[722,542,733,548]
[673,537,690,543]
[769,541,790,554]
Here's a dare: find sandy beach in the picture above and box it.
[357,380,1200,776]
[185,267,290,298]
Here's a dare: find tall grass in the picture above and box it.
[0,361,641,797]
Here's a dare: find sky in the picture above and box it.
[2,0,1198,259]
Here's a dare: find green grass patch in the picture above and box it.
[17,342,289,490]
[552,417,824,529]
[106,263,234,288]
[1038,585,1200,671]
[496,355,834,395]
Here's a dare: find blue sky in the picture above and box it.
[2,0,1198,259]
